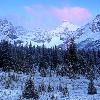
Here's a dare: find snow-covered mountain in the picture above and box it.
[0,19,27,43]
[45,21,79,48]
[54,14,100,49]
[0,18,78,47]
[0,19,51,46]
[0,15,100,49]
[74,14,100,49]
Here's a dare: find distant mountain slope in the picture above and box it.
[0,15,100,49]
[74,14,100,49]
[0,18,79,47]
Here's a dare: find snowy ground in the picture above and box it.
[0,71,100,100]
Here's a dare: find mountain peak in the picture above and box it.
[50,21,79,35]
[93,14,100,23]
[60,21,79,31]
[0,14,100,49]
[96,14,100,19]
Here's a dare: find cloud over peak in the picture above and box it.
[24,4,92,25]
[52,6,91,24]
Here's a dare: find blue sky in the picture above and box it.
[0,0,99,30]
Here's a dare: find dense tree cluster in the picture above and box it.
[0,39,99,99]
[0,39,100,77]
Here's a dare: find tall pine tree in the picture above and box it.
[66,38,78,76]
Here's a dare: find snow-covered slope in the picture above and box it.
[0,71,100,100]
[74,14,100,49]
[50,21,78,35]
[57,14,100,49]
[45,21,79,48]
[0,15,100,49]
[0,19,51,46]
[0,18,79,47]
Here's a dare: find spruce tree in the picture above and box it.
[88,79,97,95]
[22,78,39,99]
[66,38,78,77]
[47,83,54,92]
[62,85,69,96]
[0,40,12,71]
[38,80,46,93]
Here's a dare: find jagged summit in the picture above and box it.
[61,20,79,31]
[50,21,79,35]
[0,15,100,49]
[0,19,79,47]
[74,14,100,49]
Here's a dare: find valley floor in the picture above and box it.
[0,71,100,100]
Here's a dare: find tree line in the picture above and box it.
[0,39,100,77]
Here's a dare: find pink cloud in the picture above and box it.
[24,5,92,25]
[24,6,34,14]
[24,5,47,16]
[52,7,92,24]
[24,5,51,18]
